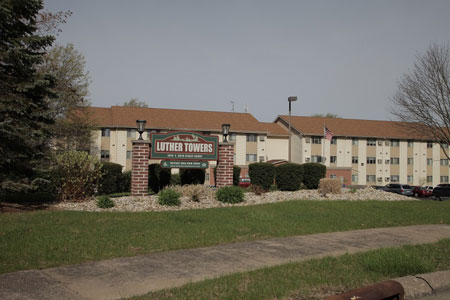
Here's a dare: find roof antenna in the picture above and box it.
[244,104,248,113]
[230,101,235,112]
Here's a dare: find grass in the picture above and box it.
[129,239,450,300]
[0,199,449,274]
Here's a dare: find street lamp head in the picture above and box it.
[222,123,231,142]
[136,120,147,140]
[288,96,298,102]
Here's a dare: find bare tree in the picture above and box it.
[311,113,340,118]
[123,98,148,107]
[391,42,450,159]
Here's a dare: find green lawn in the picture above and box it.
[0,199,449,274]
[129,239,450,300]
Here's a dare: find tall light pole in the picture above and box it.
[288,96,297,162]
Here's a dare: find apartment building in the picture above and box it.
[87,106,288,184]
[275,115,450,187]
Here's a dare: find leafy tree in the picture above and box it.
[0,0,55,192]
[391,42,450,159]
[123,98,148,107]
[311,113,339,118]
[37,43,93,151]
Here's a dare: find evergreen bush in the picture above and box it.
[180,169,205,185]
[233,166,241,186]
[98,162,123,195]
[248,163,275,190]
[302,163,327,189]
[158,188,181,206]
[148,164,171,193]
[121,171,131,192]
[96,195,115,208]
[275,163,304,191]
[216,186,244,204]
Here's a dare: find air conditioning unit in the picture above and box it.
[305,158,311,162]
[305,138,310,143]
[378,141,382,146]
[385,160,390,164]
[385,177,390,182]
[377,159,382,164]
[259,136,265,141]
[385,141,390,146]
[377,177,382,182]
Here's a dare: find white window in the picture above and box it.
[427,158,433,165]
[367,157,376,164]
[246,154,257,162]
[127,129,136,138]
[101,128,110,137]
[330,174,337,179]
[330,156,337,163]
[126,151,132,159]
[351,175,358,182]
[246,134,257,142]
[407,175,413,182]
[407,140,413,147]
[330,137,337,145]
[440,159,449,166]
[312,137,322,144]
[440,176,449,183]
[367,139,376,146]
[407,158,413,165]
[427,141,433,148]
[352,156,358,164]
[391,175,400,182]
[427,176,433,183]
[311,155,323,163]
[366,175,376,182]
[390,157,400,165]
[352,138,358,146]
[391,139,399,147]
[101,150,110,159]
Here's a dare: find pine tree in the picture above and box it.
[0,0,55,192]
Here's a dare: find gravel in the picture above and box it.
[54,187,418,213]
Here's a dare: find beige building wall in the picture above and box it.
[336,138,352,167]
[257,135,266,162]
[399,141,408,183]
[266,137,288,161]
[376,140,390,185]
[235,134,246,166]
[358,139,367,185]
[432,144,441,186]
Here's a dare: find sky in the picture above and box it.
[44,0,450,122]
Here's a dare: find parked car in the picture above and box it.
[432,184,450,200]
[412,186,432,197]
[238,178,251,188]
[383,184,414,196]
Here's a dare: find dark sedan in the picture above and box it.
[432,184,450,200]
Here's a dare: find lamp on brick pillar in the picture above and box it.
[222,123,231,142]
[136,120,147,140]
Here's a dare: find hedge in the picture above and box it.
[302,163,326,189]
[275,163,304,191]
[98,162,124,195]
[148,164,171,193]
[180,169,205,185]
[248,163,275,190]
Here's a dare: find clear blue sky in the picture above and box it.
[44,0,450,122]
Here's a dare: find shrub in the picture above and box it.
[98,162,123,195]
[172,184,214,202]
[233,166,241,186]
[318,178,342,195]
[248,163,275,190]
[148,164,171,193]
[96,195,115,208]
[180,169,205,185]
[170,173,181,186]
[158,188,181,206]
[216,186,244,204]
[0,192,57,203]
[251,184,265,195]
[302,163,326,189]
[53,151,103,202]
[121,171,131,192]
[275,163,304,191]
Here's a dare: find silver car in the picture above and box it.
[383,184,414,196]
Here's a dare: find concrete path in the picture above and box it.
[1,224,450,300]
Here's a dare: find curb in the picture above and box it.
[393,270,450,299]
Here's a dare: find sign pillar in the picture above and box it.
[131,140,150,196]
[216,142,234,187]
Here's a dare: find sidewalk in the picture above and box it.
[1,224,450,300]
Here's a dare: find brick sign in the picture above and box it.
[150,132,218,160]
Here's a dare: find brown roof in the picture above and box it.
[276,115,430,140]
[257,122,288,136]
[87,106,272,134]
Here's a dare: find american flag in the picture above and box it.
[324,127,333,141]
